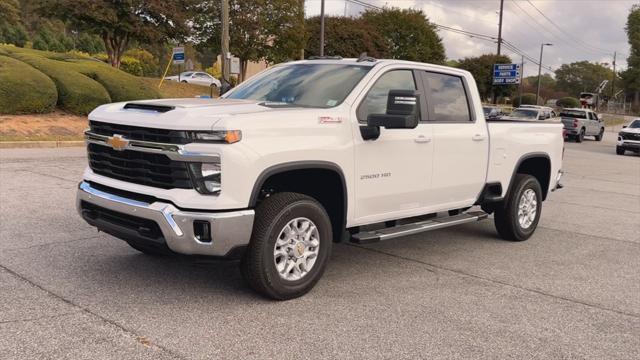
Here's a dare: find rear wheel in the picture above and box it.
[576,128,585,143]
[241,192,332,300]
[494,174,542,241]
[616,146,625,155]
[595,128,604,141]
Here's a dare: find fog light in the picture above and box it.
[193,220,212,243]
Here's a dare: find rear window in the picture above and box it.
[560,110,587,119]
[424,72,471,122]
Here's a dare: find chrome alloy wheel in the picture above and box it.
[517,189,538,229]
[273,217,320,281]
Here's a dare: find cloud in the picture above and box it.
[305,0,635,77]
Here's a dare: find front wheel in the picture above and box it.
[241,192,332,300]
[595,128,604,141]
[494,174,542,241]
[616,146,625,155]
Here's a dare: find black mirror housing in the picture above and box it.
[367,89,420,129]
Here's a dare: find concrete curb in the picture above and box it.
[0,141,84,149]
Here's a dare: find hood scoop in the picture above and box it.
[123,103,175,113]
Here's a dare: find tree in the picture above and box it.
[0,0,28,47]
[192,0,305,81]
[457,54,516,101]
[38,0,194,68]
[555,61,618,97]
[621,4,640,108]
[361,7,445,64]
[304,16,389,58]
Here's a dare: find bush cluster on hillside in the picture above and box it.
[0,55,57,114]
[556,97,581,108]
[512,93,542,107]
[0,45,160,115]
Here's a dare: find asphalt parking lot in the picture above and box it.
[1,132,639,359]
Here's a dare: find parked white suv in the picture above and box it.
[78,58,564,299]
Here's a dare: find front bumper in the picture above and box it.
[77,181,254,257]
[617,139,640,150]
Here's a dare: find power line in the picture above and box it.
[524,0,613,55]
[343,0,555,73]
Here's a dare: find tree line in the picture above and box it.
[1,0,638,108]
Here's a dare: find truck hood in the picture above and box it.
[88,98,274,130]
[620,127,640,134]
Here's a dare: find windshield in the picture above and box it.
[560,110,587,119]
[226,64,371,108]
[628,120,640,128]
[509,109,538,119]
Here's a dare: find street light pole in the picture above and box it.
[319,0,325,56]
[221,0,230,85]
[535,43,552,105]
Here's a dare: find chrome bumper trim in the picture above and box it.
[84,131,220,162]
[77,181,254,256]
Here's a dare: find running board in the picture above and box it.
[350,211,489,244]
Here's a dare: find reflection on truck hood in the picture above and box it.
[88,98,288,130]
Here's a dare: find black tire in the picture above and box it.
[595,128,604,141]
[576,128,585,143]
[616,146,625,155]
[241,192,332,300]
[494,174,542,241]
[180,80,187,83]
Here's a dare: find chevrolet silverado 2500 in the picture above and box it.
[77,58,564,299]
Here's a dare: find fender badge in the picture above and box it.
[318,116,344,124]
[107,134,129,151]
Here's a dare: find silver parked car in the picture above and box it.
[165,72,222,88]
[559,108,605,142]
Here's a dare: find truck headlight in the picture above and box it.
[189,162,221,195]
[188,130,241,144]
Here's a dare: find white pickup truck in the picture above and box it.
[77,58,564,299]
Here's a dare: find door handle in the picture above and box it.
[472,134,486,141]
[414,135,432,143]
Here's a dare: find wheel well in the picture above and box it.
[515,156,551,200]
[255,168,346,242]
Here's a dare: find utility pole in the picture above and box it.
[221,0,230,84]
[611,51,616,100]
[299,0,305,59]
[536,43,552,105]
[497,0,504,55]
[492,0,504,105]
[319,0,325,56]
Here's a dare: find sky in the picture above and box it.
[305,0,637,77]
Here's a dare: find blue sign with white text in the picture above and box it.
[493,63,521,85]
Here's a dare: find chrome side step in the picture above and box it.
[350,211,489,244]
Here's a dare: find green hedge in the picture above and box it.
[0,55,57,114]
[512,93,540,107]
[0,45,160,115]
[556,97,580,108]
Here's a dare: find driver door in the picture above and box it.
[352,68,434,225]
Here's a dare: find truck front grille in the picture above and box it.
[620,132,640,141]
[89,121,190,144]
[88,143,193,189]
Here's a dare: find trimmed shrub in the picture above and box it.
[0,55,57,114]
[119,56,144,76]
[556,97,580,108]
[512,93,540,107]
[124,49,159,77]
[1,45,160,114]
[1,46,111,114]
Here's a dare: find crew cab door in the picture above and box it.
[420,71,489,208]
[352,68,433,224]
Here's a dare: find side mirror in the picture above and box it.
[622,125,628,128]
[367,90,420,129]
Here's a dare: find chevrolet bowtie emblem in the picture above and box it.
[107,134,129,151]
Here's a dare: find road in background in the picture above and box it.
[0,132,638,359]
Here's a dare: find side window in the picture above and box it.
[357,70,416,122]
[423,72,471,122]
